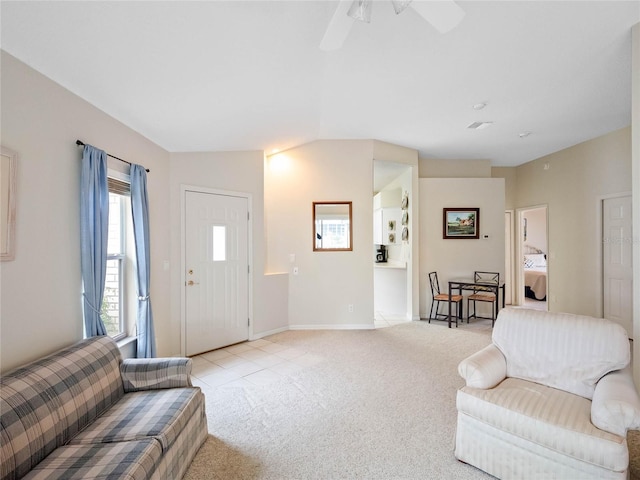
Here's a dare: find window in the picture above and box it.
[212,225,226,261]
[102,174,133,339]
[315,219,350,249]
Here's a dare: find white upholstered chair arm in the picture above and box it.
[458,344,507,389]
[591,366,640,437]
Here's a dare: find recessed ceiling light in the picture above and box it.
[519,131,532,138]
[473,103,487,110]
[467,121,493,130]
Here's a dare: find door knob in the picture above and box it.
[187,280,200,286]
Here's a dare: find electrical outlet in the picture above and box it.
[293,267,299,275]
[348,304,354,313]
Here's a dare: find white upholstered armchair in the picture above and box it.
[455,308,640,479]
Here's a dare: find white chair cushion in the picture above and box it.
[457,377,628,472]
[492,308,630,399]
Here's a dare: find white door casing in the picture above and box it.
[603,195,633,338]
[505,211,514,305]
[516,205,548,308]
[184,189,250,356]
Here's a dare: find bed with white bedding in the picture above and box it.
[524,253,547,300]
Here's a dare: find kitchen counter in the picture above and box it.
[374,261,406,269]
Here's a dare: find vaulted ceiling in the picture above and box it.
[2,1,638,166]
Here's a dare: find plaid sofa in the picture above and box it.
[1,336,208,480]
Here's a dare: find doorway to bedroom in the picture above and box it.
[517,206,548,311]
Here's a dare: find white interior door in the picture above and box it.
[603,195,633,338]
[185,190,249,356]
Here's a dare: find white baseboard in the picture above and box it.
[250,326,289,340]
[289,324,375,331]
[251,324,375,341]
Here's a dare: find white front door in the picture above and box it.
[603,195,633,338]
[185,190,249,356]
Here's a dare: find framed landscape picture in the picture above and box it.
[443,208,479,239]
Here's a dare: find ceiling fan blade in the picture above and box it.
[409,0,465,34]
[319,0,356,51]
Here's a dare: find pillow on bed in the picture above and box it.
[524,253,546,268]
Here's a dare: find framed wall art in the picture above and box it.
[443,208,479,239]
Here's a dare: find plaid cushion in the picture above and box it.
[22,439,161,480]
[1,337,124,480]
[120,358,192,392]
[69,388,204,452]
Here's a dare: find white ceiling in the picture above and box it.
[1,1,638,167]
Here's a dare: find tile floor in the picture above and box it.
[191,314,412,389]
[189,338,324,390]
[191,309,493,390]
[374,312,411,329]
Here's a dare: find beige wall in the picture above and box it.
[420,158,492,178]
[513,127,631,316]
[373,140,417,165]
[419,178,505,318]
[492,167,517,211]
[0,52,172,372]
[265,140,377,328]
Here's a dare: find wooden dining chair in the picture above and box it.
[467,271,500,326]
[428,272,463,325]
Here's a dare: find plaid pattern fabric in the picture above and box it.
[69,388,204,452]
[1,336,124,480]
[22,439,161,480]
[121,359,192,392]
[1,335,207,480]
[153,400,208,480]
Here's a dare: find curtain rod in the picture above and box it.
[76,140,150,173]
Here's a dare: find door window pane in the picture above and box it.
[213,225,226,261]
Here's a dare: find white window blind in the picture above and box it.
[108,177,130,196]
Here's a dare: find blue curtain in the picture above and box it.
[80,145,109,337]
[130,164,156,358]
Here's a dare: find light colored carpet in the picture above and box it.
[184,320,640,480]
